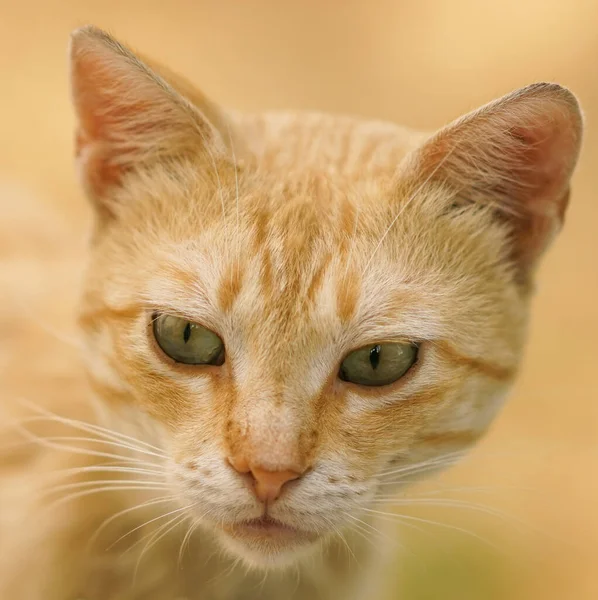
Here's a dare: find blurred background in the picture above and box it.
[0,1,596,598]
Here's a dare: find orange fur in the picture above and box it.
[0,25,583,600]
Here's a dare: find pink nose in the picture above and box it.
[228,457,303,503]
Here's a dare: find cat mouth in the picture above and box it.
[222,516,318,544]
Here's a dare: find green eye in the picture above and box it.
[339,342,418,387]
[152,314,225,366]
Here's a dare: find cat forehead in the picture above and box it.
[112,165,505,302]
[106,161,514,330]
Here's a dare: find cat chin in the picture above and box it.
[214,528,322,570]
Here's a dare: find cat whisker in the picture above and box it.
[10,429,166,461]
[378,450,468,480]
[345,512,404,564]
[345,513,401,553]
[190,114,229,260]
[133,512,190,583]
[16,308,85,351]
[42,484,171,514]
[111,504,191,551]
[291,563,301,597]
[89,494,179,550]
[342,201,361,281]
[7,421,164,467]
[13,399,167,455]
[178,516,202,568]
[225,120,241,283]
[361,507,501,552]
[41,479,170,503]
[207,555,241,586]
[256,563,270,595]
[331,521,361,568]
[361,146,455,276]
[133,514,188,582]
[342,518,381,558]
[378,448,468,476]
[48,465,166,480]
[378,483,535,496]
[371,496,524,525]
[370,495,576,549]
[410,484,537,496]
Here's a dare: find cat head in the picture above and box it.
[70,26,582,567]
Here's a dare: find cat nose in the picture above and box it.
[228,456,304,503]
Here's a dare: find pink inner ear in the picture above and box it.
[483,116,578,273]
[72,50,136,197]
[407,86,582,278]
[75,130,122,201]
[71,43,187,201]
[73,51,158,149]
[508,119,572,218]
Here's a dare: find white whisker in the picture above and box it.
[226,120,241,283]
[378,450,467,479]
[49,465,166,481]
[89,494,178,549]
[361,146,455,276]
[6,421,163,467]
[42,479,169,500]
[111,504,190,551]
[342,201,361,281]
[43,485,169,512]
[332,522,360,567]
[346,513,398,550]
[133,512,189,582]
[178,517,202,568]
[13,431,165,461]
[12,401,166,455]
[362,507,500,551]
[344,519,381,557]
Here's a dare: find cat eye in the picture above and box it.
[339,342,418,387]
[152,314,225,366]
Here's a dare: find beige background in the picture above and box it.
[0,1,596,598]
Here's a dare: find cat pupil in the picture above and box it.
[369,345,381,370]
[183,322,192,344]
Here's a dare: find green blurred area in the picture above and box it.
[392,535,507,600]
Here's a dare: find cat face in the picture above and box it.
[70,27,582,567]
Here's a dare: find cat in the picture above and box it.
[0,24,582,600]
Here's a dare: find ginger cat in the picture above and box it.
[0,25,582,600]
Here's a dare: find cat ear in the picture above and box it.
[401,83,583,280]
[69,26,228,215]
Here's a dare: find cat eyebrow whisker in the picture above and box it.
[360,146,455,277]
[225,120,241,285]
[342,200,361,282]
